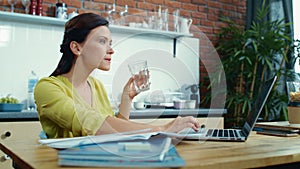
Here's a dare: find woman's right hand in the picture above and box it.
[121,77,138,101]
[162,116,200,133]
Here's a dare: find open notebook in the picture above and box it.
[161,76,278,142]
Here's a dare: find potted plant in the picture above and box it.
[201,1,299,127]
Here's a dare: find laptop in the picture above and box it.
[163,76,278,142]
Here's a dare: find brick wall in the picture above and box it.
[0,0,247,107]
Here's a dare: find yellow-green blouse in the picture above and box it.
[34,75,114,138]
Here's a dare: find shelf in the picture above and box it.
[0,11,66,26]
[109,25,193,39]
[0,11,193,39]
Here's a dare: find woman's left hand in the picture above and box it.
[163,116,201,133]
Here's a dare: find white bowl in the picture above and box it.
[173,100,186,109]
[133,102,146,110]
[173,100,196,109]
[185,100,196,109]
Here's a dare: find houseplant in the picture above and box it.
[201,1,299,127]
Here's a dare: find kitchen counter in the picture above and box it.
[129,108,226,119]
[0,108,226,122]
[0,111,39,122]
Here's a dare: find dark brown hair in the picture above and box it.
[50,13,109,76]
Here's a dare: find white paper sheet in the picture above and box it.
[39,129,158,149]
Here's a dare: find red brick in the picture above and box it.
[215,21,226,28]
[223,4,236,11]
[94,0,113,3]
[78,9,101,16]
[237,6,246,13]
[232,0,246,6]
[219,0,232,3]
[192,12,206,19]
[84,1,102,11]
[191,18,200,25]
[207,1,223,8]
[199,26,213,33]
[42,4,53,16]
[191,0,207,5]
[208,15,218,21]
[43,0,57,4]
[180,10,191,18]
[147,0,164,5]
[198,6,208,12]
[182,3,198,11]
[63,0,82,8]
[137,2,156,11]
[164,0,181,9]
[117,0,136,7]
[128,8,146,16]
[178,0,192,3]
[201,20,215,27]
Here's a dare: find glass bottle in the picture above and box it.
[27,71,38,110]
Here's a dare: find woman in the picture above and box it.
[34,13,200,138]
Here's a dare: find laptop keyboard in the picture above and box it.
[206,129,242,139]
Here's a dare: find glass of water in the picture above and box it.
[128,60,150,93]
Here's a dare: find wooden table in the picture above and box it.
[1,132,300,169]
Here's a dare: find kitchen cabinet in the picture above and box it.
[0,121,42,168]
[0,122,42,142]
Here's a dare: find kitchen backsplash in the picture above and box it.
[0,20,63,103]
[0,16,199,105]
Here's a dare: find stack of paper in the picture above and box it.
[39,131,185,168]
[57,135,185,167]
[39,130,156,149]
[254,122,300,137]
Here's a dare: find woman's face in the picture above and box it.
[78,26,114,71]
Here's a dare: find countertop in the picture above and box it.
[0,108,227,122]
[0,110,39,122]
[129,108,226,119]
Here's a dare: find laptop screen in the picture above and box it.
[241,76,277,138]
